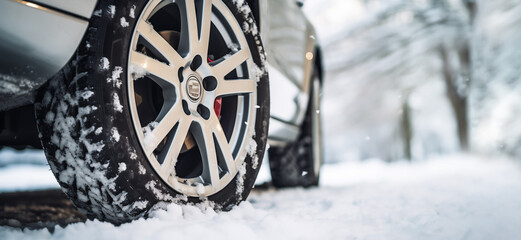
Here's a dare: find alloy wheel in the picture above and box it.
[127,0,258,197]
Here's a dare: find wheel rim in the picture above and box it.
[127,0,257,197]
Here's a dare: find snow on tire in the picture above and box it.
[35,0,269,223]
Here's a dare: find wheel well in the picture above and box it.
[0,105,41,149]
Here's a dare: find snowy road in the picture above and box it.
[1,153,521,240]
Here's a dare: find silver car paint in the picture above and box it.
[30,0,97,19]
[0,0,95,84]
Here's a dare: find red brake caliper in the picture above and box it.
[214,98,222,118]
[209,57,223,118]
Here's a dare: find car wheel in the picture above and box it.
[269,66,323,187]
[35,0,269,223]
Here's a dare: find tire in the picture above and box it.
[35,0,269,223]
[269,66,323,188]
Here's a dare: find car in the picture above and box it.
[0,0,323,223]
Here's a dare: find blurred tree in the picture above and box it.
[439,44,469,150]
[401,93,413,160]
[438,0,476,151]
[322,0,475,160]
[307,0,521,161]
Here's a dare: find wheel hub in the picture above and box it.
[186,75,202,102]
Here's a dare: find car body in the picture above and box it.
[0,0,322,147]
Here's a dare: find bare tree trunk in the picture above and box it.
[401,95,413,160]
[463,0,476,24]
[434,0,476,152]
[439,45,470,151]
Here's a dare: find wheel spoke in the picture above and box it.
[216,78,256,97]
[210,114,237,174]
[159,118,192,174]
[179,0,199,54]
[136,20,184,66]
[144,103,184,155]
[129,51,179,87]
[192,120,220,186]
[212,48,249,79]
[199,0,213,55]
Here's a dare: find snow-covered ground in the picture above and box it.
[0,149,57,192]
[1,150,521,240]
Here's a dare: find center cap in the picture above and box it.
[186,76,202,102]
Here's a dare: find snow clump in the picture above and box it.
[118,162,127,173]
[113,93,124,112]
[138,162,146,175]
[195,183,205,197]
[92,9,102,17]
[132,200,149,210]
[100,57,110,70]
[146,181,176,202]
[44,112,55,125]
[107,5,116,18]
[120,17,129,27]
[235,162,247,199]
[111,127,120,142]
[79,90,94,100]
[130,63,147,80]
[142,121,159,152]
[107,66,123,88]
[130,5,136,18]
[247,138,259,169]
[246,138,257,158]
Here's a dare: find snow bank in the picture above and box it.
[0,148,47,167]
[0,148,57,192]
[0,165,57,192]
